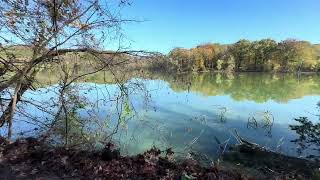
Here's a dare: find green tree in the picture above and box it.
[252,39,277,71]
[230,39,253,71]
[277,40,301,72]
[276,40,317,72]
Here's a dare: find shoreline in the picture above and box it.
[0,137,318,179]
[175,70,319,75]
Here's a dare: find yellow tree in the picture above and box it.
[169,48,192,72]
[191,48,206,71]
[296,41,317,71]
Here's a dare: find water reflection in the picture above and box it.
[247,111,274,137]
[3,72,320,161]
[289,103,320,160]
[37,71,320,103]
[163,73,320,103]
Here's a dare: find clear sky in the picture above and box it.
[118,0,320,53]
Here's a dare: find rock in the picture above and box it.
[101,148,120,161]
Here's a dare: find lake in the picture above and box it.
[3,72,320,162]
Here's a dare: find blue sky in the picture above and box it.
[118,0,320,53]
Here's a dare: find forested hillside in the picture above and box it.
[169,39,320,72]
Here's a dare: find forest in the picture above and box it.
[1,0,320,179]
[168,39,320,73]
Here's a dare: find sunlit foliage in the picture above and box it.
[169,39,320,72]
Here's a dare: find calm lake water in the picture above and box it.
[3,72,320,161]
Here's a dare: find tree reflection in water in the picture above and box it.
[289,102,320,160]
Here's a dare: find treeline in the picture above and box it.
[168,39,320,72]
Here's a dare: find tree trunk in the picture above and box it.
[0,81,32,139]
[7,83,21,139]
